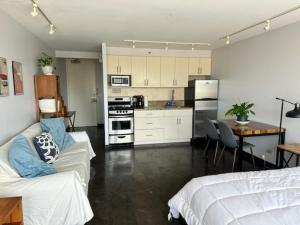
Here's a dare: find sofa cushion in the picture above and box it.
[40,118,75,150]
[9,135,57,177]
[54,142,90,191]
[33,132,59,164]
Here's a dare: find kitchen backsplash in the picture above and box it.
[108,87,184,100]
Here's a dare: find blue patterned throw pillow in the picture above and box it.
[33,132,60,164]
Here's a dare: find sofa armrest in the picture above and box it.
[0,171,93,225]
[69,131,96,160]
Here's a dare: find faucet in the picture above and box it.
[171,89,175,105]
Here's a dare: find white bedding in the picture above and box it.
[168,167,300,225]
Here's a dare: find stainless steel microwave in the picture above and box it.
[111,75,130,87]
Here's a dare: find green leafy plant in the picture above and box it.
[225,102,255,117]
[38,52,53,67]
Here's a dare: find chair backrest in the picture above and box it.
[204,118,219,141]
[218,121,238,149]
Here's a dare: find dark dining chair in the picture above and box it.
[203,118,220,165]
[217,121,256,172]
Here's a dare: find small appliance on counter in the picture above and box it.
[132,95,144,108]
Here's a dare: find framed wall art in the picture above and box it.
[0,57,9,96]
[12,61,24,95]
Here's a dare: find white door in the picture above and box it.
[67,59,97,127]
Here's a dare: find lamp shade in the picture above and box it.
[286,103,300,118]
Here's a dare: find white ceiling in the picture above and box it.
[1,0,300,51]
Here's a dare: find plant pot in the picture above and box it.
[237,115,249,122]
[41,66,53,75]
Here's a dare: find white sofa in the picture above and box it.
[0,123,95,225]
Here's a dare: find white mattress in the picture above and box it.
[168,167,300,225]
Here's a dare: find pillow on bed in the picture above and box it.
[33,132,59,164]
[8,135,57,177]
[40,118,75,150]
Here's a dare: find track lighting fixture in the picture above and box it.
[264,20,271,31]
[31,2,38,17]
[29,0,57,35]
[220,5,300,46]
[226,36,230,45]
[124,40,210,51]
[165,43,169,51]
[49,24,56,35]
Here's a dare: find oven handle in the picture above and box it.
[109,115,134,118]
[117,136,126,139]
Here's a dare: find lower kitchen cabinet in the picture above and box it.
[134,109,193,145]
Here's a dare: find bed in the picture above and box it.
[168,168,300,225]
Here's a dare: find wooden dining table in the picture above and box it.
[222,120,286,171]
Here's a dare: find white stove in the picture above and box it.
[108,97,134,145]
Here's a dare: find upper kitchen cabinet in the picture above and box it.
[131,56,147,87]
[107,55,132,75]
[174,57,189,87]
[161,57,189,87]
[161,57,175,87]
[188,57,211,75]
[146,57,161,87]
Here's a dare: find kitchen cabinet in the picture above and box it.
[188,57,211,75]
[107,55,131,75]
[134,108,193,144]
[160,57,189,87]
[175,57,189,87]
[146,57,161,87]
[161,57,175,87]
[131,56,147,87]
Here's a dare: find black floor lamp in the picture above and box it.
[276,97,300,144]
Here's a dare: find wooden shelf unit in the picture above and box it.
[34,74,61,121]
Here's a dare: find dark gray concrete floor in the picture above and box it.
[78,127,258,225]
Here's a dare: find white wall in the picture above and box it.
[55,58,68,105]
[212,21,300,164]
[0,12,53,145]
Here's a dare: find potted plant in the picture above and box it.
[225,102,255,122]
[38,52,53,75]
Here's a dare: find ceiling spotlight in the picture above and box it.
[49,24,56,35]
[31,3,38,17]
[191,44,194,51]
[165,43,169,51]
[132,41,135,49]
[226,36,230,45]
[264,20,271,31]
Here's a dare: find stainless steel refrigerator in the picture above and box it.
[185,79,219,139]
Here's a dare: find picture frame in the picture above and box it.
[0,57,9,96]
[12,61,24,95]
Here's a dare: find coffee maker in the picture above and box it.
[132,95,144,108]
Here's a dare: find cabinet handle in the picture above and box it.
[179,118,181,124]
[146,113,153,116]
[197,67,200,74]
[199,67,202,74]
[146,134,153,137]
[146,123,153,125]
[147,79,149,86]
[175,80,177,85]
[120,66,122,74]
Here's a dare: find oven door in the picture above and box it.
[109,116,134,135]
